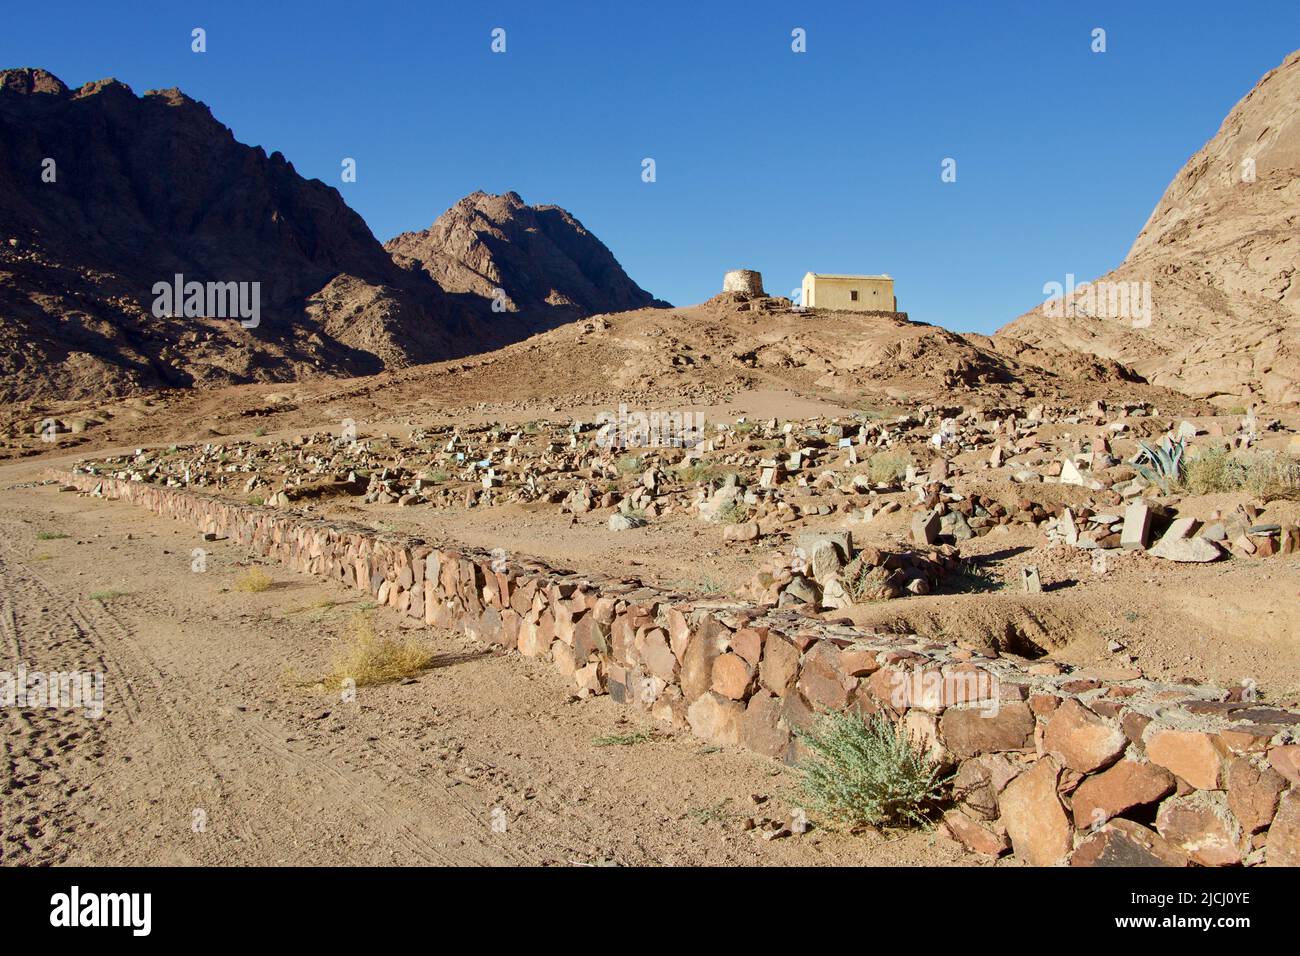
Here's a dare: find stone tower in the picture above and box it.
[722,269,765,295]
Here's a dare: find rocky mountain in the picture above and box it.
[998,49,1300,407]
[0,69,528,402]
[386,190,667,330]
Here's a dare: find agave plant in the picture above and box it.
[1132,436,1186,492]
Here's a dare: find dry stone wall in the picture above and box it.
[57,469,1300,867]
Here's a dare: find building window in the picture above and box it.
[849,290,859,301]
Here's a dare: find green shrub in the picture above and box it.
[796,710,947,829]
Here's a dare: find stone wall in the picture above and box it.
[57,469,1300,866]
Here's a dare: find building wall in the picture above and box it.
[802,274,895,311]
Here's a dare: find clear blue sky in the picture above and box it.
[4,1,1297,333]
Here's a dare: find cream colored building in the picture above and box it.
[801,273,896,312]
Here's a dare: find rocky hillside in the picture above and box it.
[0,69,523,402]
[998,49,1300,407]
[386,190,667,330]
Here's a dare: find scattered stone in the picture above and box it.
[1120,501,1151,550]
[1149,536,1223,563]
[942,807,1010,857]
[911,509,940,546]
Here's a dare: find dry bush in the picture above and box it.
[321,613,436,689]
[716,500,751,524]
[677,462,727,484]
[840,559,898,603]
[234,568,274,592]
[867,451,910,485]
[1181,447,1300,499]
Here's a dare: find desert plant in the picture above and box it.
[678,462,733,485]
[867,451,910,485]
[947,559,1003,594]
[89,589,126,602]
[1180,445,1238,494]
[321,612,436,689]
[286,596,346,620]
[592,729,654,747]
[1132,437,1186,492]
[840,560,898,603]
[859,404,903,421]
[796,710,947,829]
[1241,453,1300,499]
[234,568,274,593]
[1180,447,1300,499]
[689,799,734,824]
[715,500,751,524]
[36,531,70,541]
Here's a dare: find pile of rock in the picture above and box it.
[738,531,958,608]
[1045,499,1299,562]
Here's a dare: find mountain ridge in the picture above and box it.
[0,69,663,402]
[997,49,1300,406]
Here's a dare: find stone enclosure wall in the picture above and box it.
[58,470,1300,867]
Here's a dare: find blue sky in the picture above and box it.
[4,1,1297,333]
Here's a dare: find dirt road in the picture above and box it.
[0,460,973,866]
